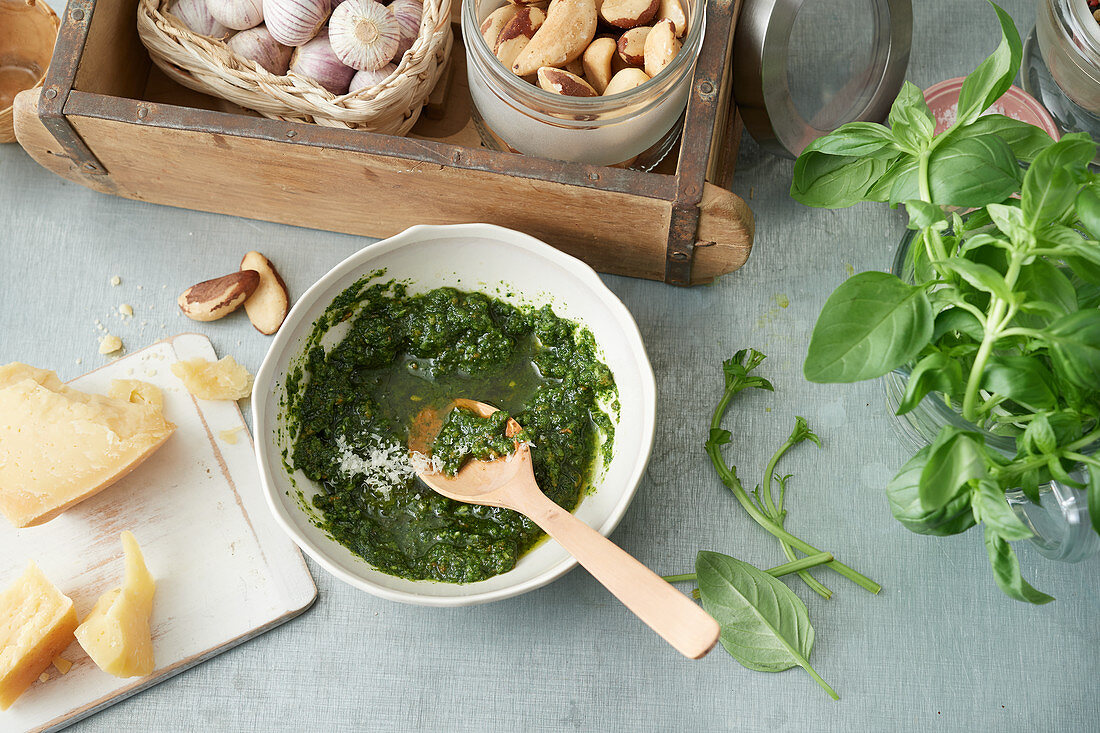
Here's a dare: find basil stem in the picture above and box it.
[662,552,835,585]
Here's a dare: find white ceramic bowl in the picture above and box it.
[253,223,656,606]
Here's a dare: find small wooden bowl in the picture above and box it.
[0,0,59,144]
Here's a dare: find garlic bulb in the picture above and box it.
[171,0,232,39]
[289,29,356,94]
[264,0,330,46]
[207,0,264,30]
[328,0,400,72]
[227,25,292,75]
[349,63,397,92]
[388,0,422,59]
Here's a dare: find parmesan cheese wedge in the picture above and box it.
[0,364,176,528]
[0,562,78,710]
[74,532,156,678]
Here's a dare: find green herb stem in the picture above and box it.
[706,439,881,594]
[961,253,1025,422]
[761,440,834,599]
[662,552,836,585]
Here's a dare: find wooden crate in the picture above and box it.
[14,0,753,285]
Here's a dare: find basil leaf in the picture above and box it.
[1019,467,1042,506]
[972,480,1033,540]
[954,2,1023,127]
[1021,414,1057,455]
[696,551,838,699]
[801,121,898,157]
[926,133,1022,208]
[932,308,985,341]
[1046,310,1100,389]
[1078,185,1100,239]
[983,525,1054,604]
[886,447,977,536]
[896,352,963,415]
[790,150,898,209]
[936,258,1014,301]
[919,427,988,510]
[986,203,1031,247]
[868,156,918,204]
[960,114,1054,162]
[903,200,947,231]
[888,81,936,151]
[980,354,1058,411]
[804,272,934,383]
[1015,259,1077,316]
[1021,133,1097,226]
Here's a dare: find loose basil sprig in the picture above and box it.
[791,2,1100,604]
[663,351,877,698]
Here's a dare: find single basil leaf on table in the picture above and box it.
[972,479,1033,541]
[888,81,936,151]
[953,1,1023,127]
[1020,133,1097,226]
[886,447,977,536]
[896,352,964,415]
[926,133,1022,208]
[961,114,1054,162]
[804,272,934,383]
[790,150,897,208]
[936,258,1014,302]
[933,308,985,342]
[919,426,989,510]
[980,354,1058,412]
[983,524,1054,604]
[1045,309,1100,389]
[695,551,838,700]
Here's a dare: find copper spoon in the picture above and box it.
[411,399,720,659]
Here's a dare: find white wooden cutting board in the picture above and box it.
[1,334,317,733]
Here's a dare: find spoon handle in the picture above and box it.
[516,489,721,659]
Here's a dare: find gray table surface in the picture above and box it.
[2,0,1097,730]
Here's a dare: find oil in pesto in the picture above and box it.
[284,278,616,584]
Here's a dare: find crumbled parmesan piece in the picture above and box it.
[219,427,243,445]
[99,334,123,355]
[335,435,438,500]
[170,356,253,401]
[52,657,72,675]
[38,673,50,683]
[108,380,165,411]
[119,304,133,317]
[110,276,121,287]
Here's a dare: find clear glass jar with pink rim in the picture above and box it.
[461,0,705,168]
[884,228,1100,563]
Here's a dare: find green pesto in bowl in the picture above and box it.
[283,276,617,584]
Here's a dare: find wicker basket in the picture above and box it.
[136,0,452,135]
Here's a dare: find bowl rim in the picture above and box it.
[252,223,657,606]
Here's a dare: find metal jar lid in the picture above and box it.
[734,0,913,158]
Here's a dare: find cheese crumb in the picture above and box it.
[335,434,441,500]
[52,657,72,675]
[99,334,123,355]
[119,304,133,317]
[38,673,50,683]
[110,276,121,286]
[219,427,243,445]
[170,356,253,401]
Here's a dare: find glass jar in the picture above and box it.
[883,229,1100,563]
[1021,0,1100,142]
[461,0,705,167]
